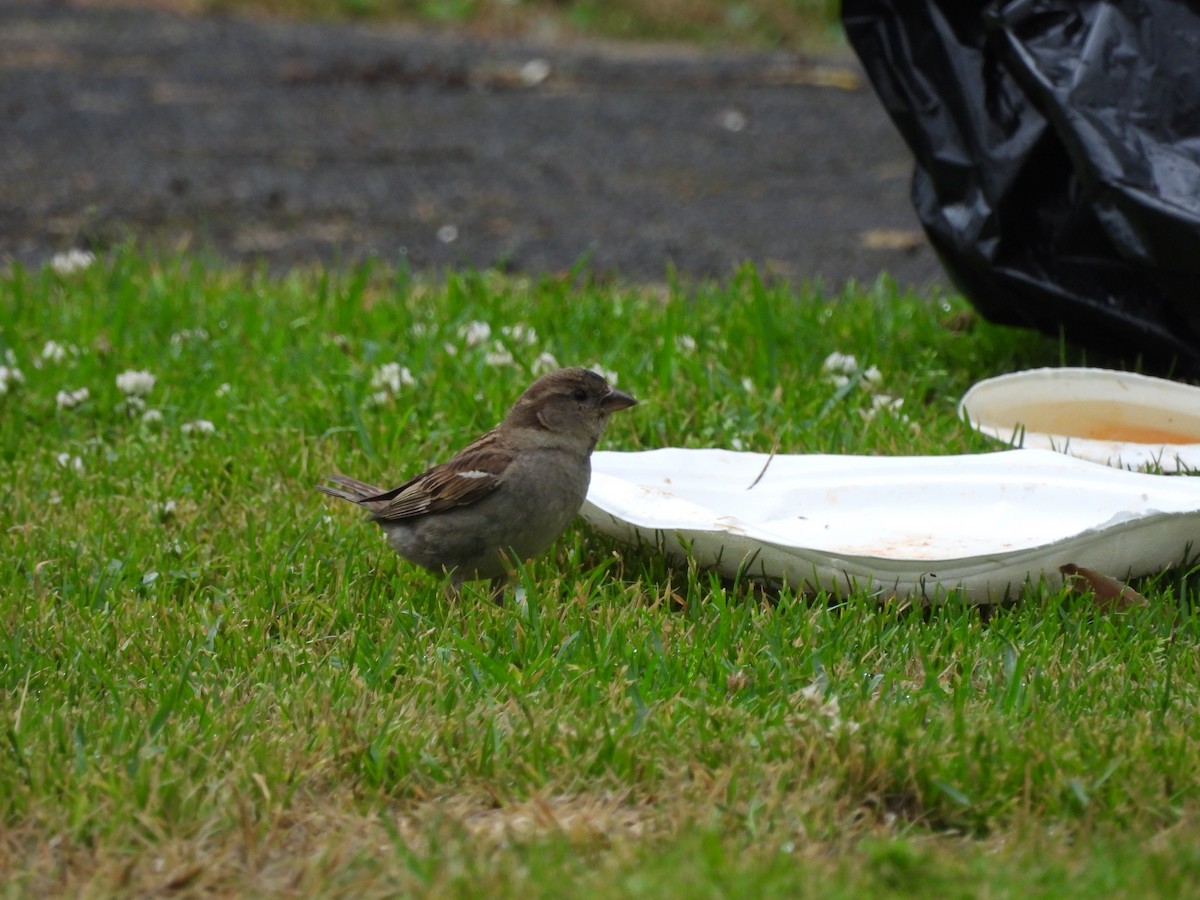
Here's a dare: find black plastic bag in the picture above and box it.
[843,0,1200,374]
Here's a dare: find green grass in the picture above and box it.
[2,251,1200,896]
[191,0,844,50]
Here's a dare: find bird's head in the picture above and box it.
[505,367,637,451]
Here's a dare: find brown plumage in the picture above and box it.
[319,367,637,597]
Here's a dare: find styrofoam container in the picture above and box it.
[959,367,1200,471]
[582,447,1200,603]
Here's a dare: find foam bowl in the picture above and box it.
[582,447,1200,603]
[959,367,1200,471]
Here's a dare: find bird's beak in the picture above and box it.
[601,388,638,412]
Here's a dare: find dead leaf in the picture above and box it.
[859,229,925,252]
[941,310,976,333]
[798,65,863,90]
[1060,563,1148,610]
[159,864,204,892]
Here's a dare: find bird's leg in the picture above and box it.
[489,549,518,604]
[488,576,507,604]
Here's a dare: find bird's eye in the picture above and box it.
[572,388,588,402]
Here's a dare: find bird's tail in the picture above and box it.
[317,474,386,505]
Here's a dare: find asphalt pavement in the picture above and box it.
[1,0,942,288]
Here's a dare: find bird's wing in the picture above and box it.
[362,433,513,521]
[318,474,387,503]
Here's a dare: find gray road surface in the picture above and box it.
[1,0,941,287]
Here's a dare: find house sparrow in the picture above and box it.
[319,367,637,597]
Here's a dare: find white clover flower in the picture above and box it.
[215,383,232,398]
[170,327,210,346]
[443,342,458,357]
[365,390,392,408]
[142,408,163,425]
[863,365,883,386]
[741,376,756,394]
[180,419,216,435]
[859,394,907,423]
[41,341,69,364]
[369,362,415,395]
[485,346,515,367]
[588,363,619,385]
[123,396,147,415]
[501,324,538,346]
[793,683,859,735]
[367,367,396,393]
[116,370,156,397]
[55,452,84,473]
[0,366,25,395]
[827,374,851,390]
[56,387,89,410]
[460,320,492,348]
[532,351,560,375]
[871,394,903,412]
[50,249,96,276]
[155,499,177,521]
[675,334,697,353]
[821,351,858,376]
[3,349,15,366]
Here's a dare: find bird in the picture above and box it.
[319,367,637,598]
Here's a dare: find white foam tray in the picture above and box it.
[582,448,1200,602]
[959,367,1200,472]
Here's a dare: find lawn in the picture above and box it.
[126,0,845,49]
[2,251,1199,896]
